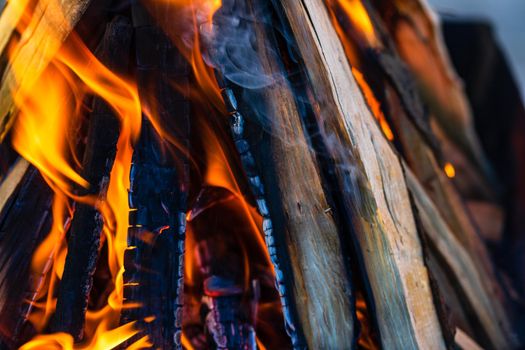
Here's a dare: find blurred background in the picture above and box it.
[429,0,525,102]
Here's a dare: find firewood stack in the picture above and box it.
[0,0,523,349]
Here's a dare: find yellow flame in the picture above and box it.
[11,22,142,350]
[327,0,378,47]
[19,321,139,350]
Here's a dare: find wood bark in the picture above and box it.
[120,3,189,348]
[278,0,445,348]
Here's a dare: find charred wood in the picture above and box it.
[120,3,189,348]
[0,161,53,347]
[50,15,132,338]
[209,1,358,347]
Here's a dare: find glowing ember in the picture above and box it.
[444,162,456,178]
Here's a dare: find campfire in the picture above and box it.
[0,0,523,349]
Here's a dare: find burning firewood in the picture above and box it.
[0,0,522,349]
[50,15,132,339]
[0,0,92,140]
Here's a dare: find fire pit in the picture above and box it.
[0,0,523,349]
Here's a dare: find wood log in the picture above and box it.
[405,167,520,349]
[325,3,519,346]
[0,0,31,61]
[50,15,131,338]
[120,3,190,348]
[212,1,357,347]
[277,0,446,348]
[0,161,53,347]
[0,0,92,141]
[372,0,498,194]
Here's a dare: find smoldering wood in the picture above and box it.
[211,1,358,347]
[0,161,53,347]
[120,3,189,348]
[222,72,357,348]
[277,0,446,348]
[387,85,502,343]
[50,16,132,338]
[220,86,306,349]
[0,0,92,141]
[331,0,439,154]
[369,4,520,346]
[386,88,519,348]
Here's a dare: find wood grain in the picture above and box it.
[405,166,519,349]
[279,0,445,348]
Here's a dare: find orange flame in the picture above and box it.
[19,321,140,350]
[9,7,142,347]
[352,67,395,141]
[326,0,379,48]
[7,0,291,348]
[356,293,377,349]
[142,0,225,113]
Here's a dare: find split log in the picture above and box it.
[385,87,520,348]
[326,2,519,346]
[277,0,446,348]
[405,167,520,348]
[211,1,357,348]
[0,0,92,141]
[0,0,30,56]
[0,160,53,347]
[120,3,190,348]
[50,16,131,338]
[372,0,498,193]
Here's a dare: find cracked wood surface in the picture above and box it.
[251,25,356,348]
[279,0,445,348]
[405,167,520,349]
